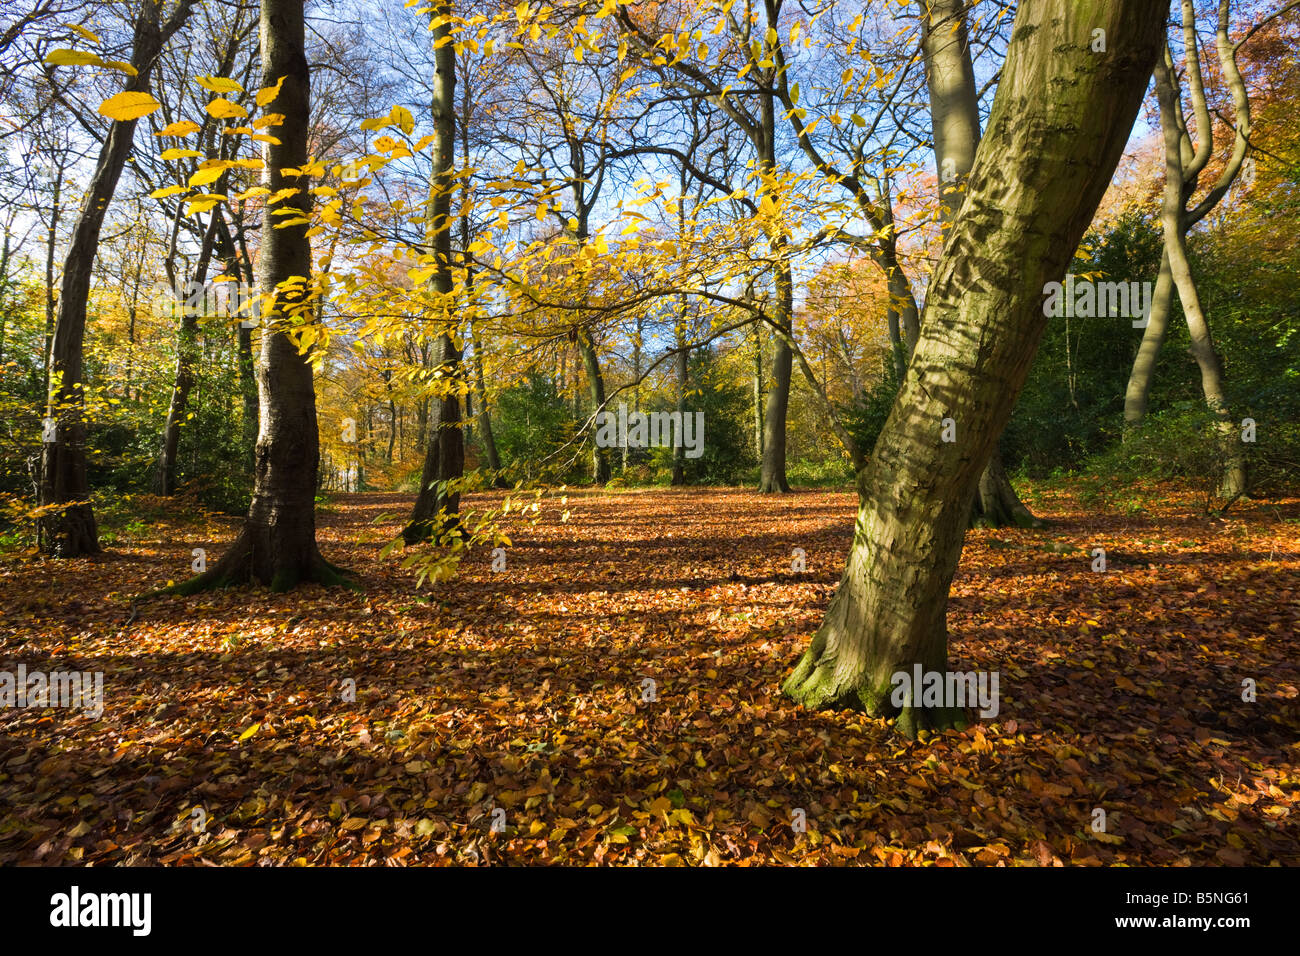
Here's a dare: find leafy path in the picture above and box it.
[1,487,1297,865]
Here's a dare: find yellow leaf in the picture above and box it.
[155,120,200,137]
[102,60,138,77]
[392,106,414,135]
[160,148,202,160]
[256,75,287,107]
[188,166,227,187]
[237,723,261,742]
[98,91,161,122]
[206,97,249,120]
[185,194,226,214]
[361,105,414,135]
[196,75,244,94]
[149,185,187,199]
[66,24,100,43]
[45,49,104,68]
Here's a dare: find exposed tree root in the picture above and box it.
[971,451,1045,530]
[783,636,972,740]
[758,475,791,493]
[125,529,358,624]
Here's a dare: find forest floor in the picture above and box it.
[1,484,1298,866]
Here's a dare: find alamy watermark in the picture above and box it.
[50,886,150,936]
[146,280,263,328]
[1043,275,1153,328]
[1,664,103,718]
[595,403,705,458]
[890,665,999,719]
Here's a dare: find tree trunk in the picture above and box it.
[220,210,260,473]
[757,86,792,493]
[39,0,197,556]
[1152,51,1246,497]
[971,439,1041,528]
[577,330,611,484]
[783,0,1167,735]
[759,255,793,492]
[404,1,465,544]
[405,330,465,544]
[752,313,764,463]
[1122,248,1174,424]
[470,325,504,481]
[179,0,345,592]
[921,0,1040,529]
[671,306,688,485]
[42,155,65,402]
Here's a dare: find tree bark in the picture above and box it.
[671,303,688,485]
[1122,248,1174,423]
[404,1,465,543]
[577,329,611,484]
[757,89,792,493]
[783,0,1167,735]
[1125,3,1252,495]
[178,0,345,592]
[38,0,197,556]
[1152,50,1246,496]
[921,0,1040,529]
[470,323,504,481]
[752,308,764,463]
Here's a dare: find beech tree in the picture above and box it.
[180,0,347,590]
[1121,0,1283,498]
[783,0,1168,736]
[404,1,466,544]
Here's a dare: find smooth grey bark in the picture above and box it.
[1152,48,1246,497]
[41,150,67,400]
[671,301,689,486]
[750,282,764,463]
[568,209,610,485]
[38,0,197,556]
[921,0,980,225]
[455,70,504,487]
[577,325,611,484]
[469,322,505,483]
[783,0,1167,735]
[757,84,792,493]
[1125,2,1253,498]
[1123,248,1174,423]
[405,1,465,543]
